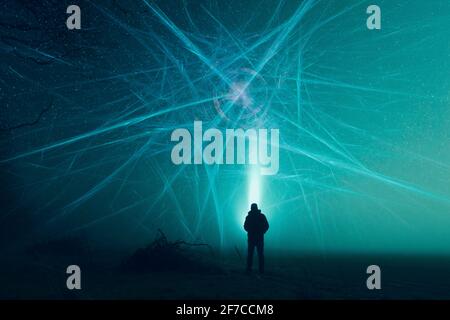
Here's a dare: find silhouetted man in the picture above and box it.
[244,203,269,274]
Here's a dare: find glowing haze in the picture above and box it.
[1,0,450,255]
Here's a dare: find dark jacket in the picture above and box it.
[244,210,269,243]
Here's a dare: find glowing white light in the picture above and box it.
[247,146,262,206]
[228,82,253,108]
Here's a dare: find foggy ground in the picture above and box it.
[1,246,450,299]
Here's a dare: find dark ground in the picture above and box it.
[1,245,450,299]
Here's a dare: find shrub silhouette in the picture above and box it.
[122,229,221,274]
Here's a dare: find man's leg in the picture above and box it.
[257,241,264,273]
[247,241,255,272]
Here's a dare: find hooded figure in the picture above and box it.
[244,203,269,273]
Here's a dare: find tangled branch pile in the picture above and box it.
[122,229,221,274]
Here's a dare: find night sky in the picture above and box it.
[1,0,450,256]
